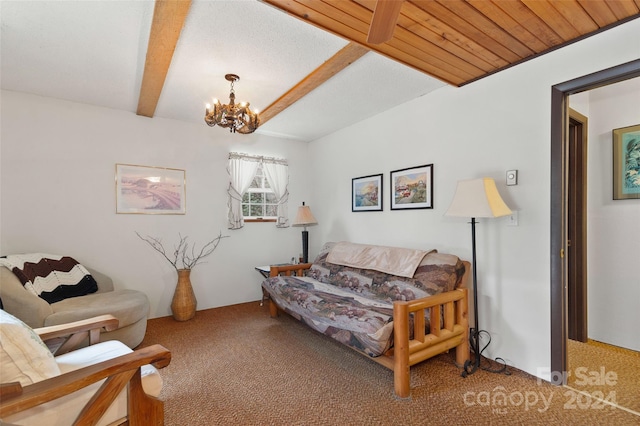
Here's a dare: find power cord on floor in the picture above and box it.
[461,328,511,377]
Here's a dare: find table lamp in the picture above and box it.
[292,202,318,263]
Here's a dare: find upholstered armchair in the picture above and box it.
[0,311,171,426]
[0,262,149,349]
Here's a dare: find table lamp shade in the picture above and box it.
[292,203,318,227]
[445,178,512,218]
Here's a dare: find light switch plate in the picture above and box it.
[506,169,518,186]
[507,210,519,226]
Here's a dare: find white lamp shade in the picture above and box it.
[292,205,318,227]
[445,178,512,218]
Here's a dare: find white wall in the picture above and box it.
[309,19,640,379]
[2,18,639,381]
[0,89,2,252]
[584,78,640,351]
[0,91,309,318]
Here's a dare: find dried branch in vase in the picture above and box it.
[136,231,229,272]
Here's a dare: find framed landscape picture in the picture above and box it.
[390,164,433,210]
[613,124,640,200]
[116,164,186,214]
[352,174,383,211]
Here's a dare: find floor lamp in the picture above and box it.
[292,202,318,263]
[445,177,512,376]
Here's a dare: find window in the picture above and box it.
[227,152,289,229]
[242,164,278,221]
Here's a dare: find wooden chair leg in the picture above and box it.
[128,368,164,425]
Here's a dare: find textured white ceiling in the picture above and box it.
[1,0,446,142]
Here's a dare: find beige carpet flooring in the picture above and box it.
[140,302,640,425]
[567,338,640,415]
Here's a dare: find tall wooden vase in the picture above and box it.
[171,269,197,321]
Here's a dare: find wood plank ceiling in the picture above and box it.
[137,0,640,124]
[262,0,640,86]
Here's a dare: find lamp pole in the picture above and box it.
[301,226,309,263]
[463,217,481,376]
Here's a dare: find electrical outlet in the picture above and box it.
[507,210,519,226]
[506,170,518,186]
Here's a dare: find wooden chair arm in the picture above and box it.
[0,344,171,418]
[269,263,312,277]
[0,382,23,399]
[35,315,119,341]
[35,315,119,355]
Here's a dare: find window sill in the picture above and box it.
[245,218,277,223]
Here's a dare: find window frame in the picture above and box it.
[242,164,278,222]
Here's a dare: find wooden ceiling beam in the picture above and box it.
[259,42,368,125]
[367,0,404,44]
[136,0,191,118]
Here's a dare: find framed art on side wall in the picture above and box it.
[613,124,640,200]
[352,174,383,211]
[116,164,186,214]
[390,164,433,210]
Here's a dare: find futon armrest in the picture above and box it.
[0,344,172,419]
[269,263,312,277]
[35,314,119,355]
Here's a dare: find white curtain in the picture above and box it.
[263,161,290,228]
[227,156,259,229]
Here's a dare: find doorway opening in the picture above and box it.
[550,58,640,377]
[567,108,588,343]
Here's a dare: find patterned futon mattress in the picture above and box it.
[262,250,464,357]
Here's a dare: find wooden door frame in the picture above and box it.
[550,59,640,380]
[567,108,588,342]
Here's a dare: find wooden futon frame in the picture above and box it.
[268,261,470,398]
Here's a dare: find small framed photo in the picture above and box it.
[613,124,640,200]
[390,164,433,210]
[116,164,186,214]
[352,174,383,212]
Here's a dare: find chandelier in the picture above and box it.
[204,74,260,134]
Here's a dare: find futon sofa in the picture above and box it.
[262,242,470,398]
[0,254,149,348]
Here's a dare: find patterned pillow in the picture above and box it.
[0,309,61,386]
